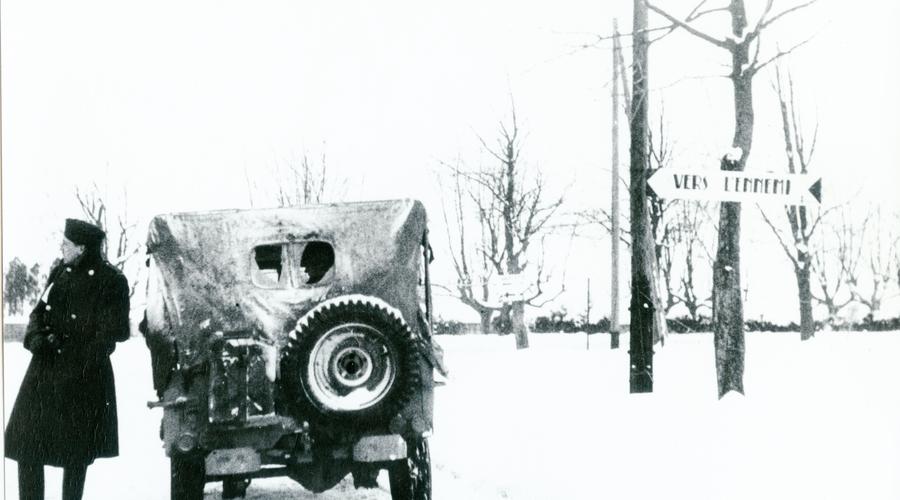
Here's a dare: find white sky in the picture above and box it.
[2,0,899,322]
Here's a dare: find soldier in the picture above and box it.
[5,219,131,500]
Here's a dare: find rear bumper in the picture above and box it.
[204,434,408,476]
[352,434,407,462]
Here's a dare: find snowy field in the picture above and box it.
[4,331,900,500]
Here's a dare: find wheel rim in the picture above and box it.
[306,323,397,411]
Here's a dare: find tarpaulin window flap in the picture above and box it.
[249,241,335,289]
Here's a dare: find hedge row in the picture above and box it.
[432,315,900,335]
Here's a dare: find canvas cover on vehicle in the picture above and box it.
[144,199,427,373]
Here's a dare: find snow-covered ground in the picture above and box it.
[5,331,900,499]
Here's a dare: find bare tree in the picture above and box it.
[848,207,899,321]
[646,0,820,397]
[666,202,717,321]
[582,108,714,326]
[895,213,900,290]
[582,195,714,322]
[438,163,499,334]
[758,63,829,340]
[648,114,681,317]
[75,183,142,297]
[812,206,898,324]
[810,207,861,325]
[440,104,566,349]
[578,203,631,245]
[247,149,347,208]
[3,259,44,315]
[276,152,328,207]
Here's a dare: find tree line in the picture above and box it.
[4,108,898,338]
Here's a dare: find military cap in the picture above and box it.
[64,218,106,246]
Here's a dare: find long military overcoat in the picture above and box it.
[5,252,130,466]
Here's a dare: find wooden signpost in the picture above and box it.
[647,168,822,205]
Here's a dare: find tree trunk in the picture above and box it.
[825,301,840,327]
[713,73,752,397]
[684,244,702,322]
[687,303,699,323]
[511,301,529,349]
[479,309,494,335]
[628,0,655,393]
[713,2,753,397]
[796,256,814,340]
[503,142,529,349]
[509,302,528,348]
[652,279,668,346]
[713,200,745,397]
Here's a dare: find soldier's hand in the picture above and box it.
[24,334,53,354]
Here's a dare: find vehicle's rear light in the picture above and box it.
[176,431,198,453]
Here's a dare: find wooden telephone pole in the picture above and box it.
[586,278,592,350]
[610,19,622,350]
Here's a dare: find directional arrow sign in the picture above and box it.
[647,169,822,205]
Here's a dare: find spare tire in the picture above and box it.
[282,296,419,425]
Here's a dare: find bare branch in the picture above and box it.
[527,286,566,308]
[645,1,730,49]
[757,0,819,33]
[613,30,632,120]
[749,26,763,73]
[648,1,731,45]
[588,25,676,45]
[758,206,798,268]
[749,37,813,75]
[756,0,776,28]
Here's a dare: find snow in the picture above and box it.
[295,295,407,333]
[5,332,900,499]
[724,147,743,162]
[726,32,747,46]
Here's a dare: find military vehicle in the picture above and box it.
[141,199,445,499]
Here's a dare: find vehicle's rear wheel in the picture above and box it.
[171,454,205,500]
[351,467,380,489]
[222,477,250,499]
[282,297,419,425]
[388,438,432,500]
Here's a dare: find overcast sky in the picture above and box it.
[3,0,899,322]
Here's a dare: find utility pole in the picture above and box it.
[586,278,592,325]
[629,0,655,393]
[610,19,622,350]
[586,278,592,350]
